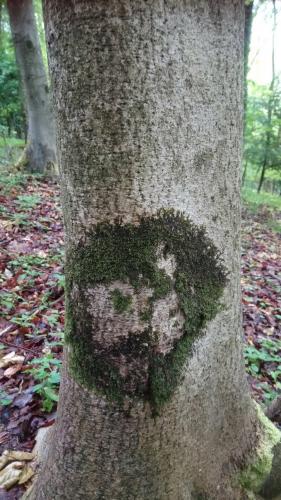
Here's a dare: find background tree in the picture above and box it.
[6,0,56,173]
[244,80,281,191]
[0,5,26,141]
[257,0,277,192]
[243,0,281,192]
[24,1,281,499]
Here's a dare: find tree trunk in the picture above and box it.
[257,161,267,194]
[27,1,281,499]
[7,0,56,173]
[242,160,248,187]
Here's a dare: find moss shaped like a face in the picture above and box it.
[65,210,227,410]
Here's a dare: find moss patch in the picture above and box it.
[65,209,227,409]
[110,289,132,313]
[239,403,281,494]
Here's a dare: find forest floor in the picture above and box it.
[0,171,280,497]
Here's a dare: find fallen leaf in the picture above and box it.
[13,392,33,409]
[36,250,47,258]
[0,450,34,471]
[4,364,23,378]
[0,352,25,369]
[18,464,34,485]
[0,461,23,490]
[4,269,13,279]
[0,220,13,230]
[0,432,9,445]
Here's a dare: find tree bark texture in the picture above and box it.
[27,1,280,499]
[7,0,56,173]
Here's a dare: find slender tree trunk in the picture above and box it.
[7,0,56,173]
[257,161,267,194]
[26,1,281,499]
[242,160,248,187]
[257,0,276,194]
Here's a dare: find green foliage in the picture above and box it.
[0,388,13,406]
[266,219,281,234]
[244,80,281,192]
[242,186,281,211]
[0,290,21,314]
[52,271,65,289]
[27,353,61,412]
[0,168,27,192]
[0,137,25,167]
[244,337,281,402]
[9,254,48,271]
[65,210,227,409]
[245,81,281,170]
[16,193,41,209]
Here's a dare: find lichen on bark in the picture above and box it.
[65,209,227,409]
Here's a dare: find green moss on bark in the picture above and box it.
[239,403,281,495]
[65,209,227,409]
[110,289,132,313]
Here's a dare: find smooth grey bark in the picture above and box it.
[26,1,280,499]
[7,0,56,173]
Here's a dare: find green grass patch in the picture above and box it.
[242,187,281,212]
[266,220,281,234]
[0,137,25,167]
[0,137,25,149]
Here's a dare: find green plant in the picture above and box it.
[242,186,281,211]
[266,220,281,234]
[0,171,27,193]
[9,254,49,285]
[16,194,41,209]
[43,309,60,327]
[245,343,281,375]
[244,337,281,402]
[0,291,20,313]
[0,389,13,406]
[10,254,48,269]
[10,212,34,228]
[256,381,281,403]
[11,309,43,328]
[46,329,64,348]
[28,353,61,412]
[52,272,65,289]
